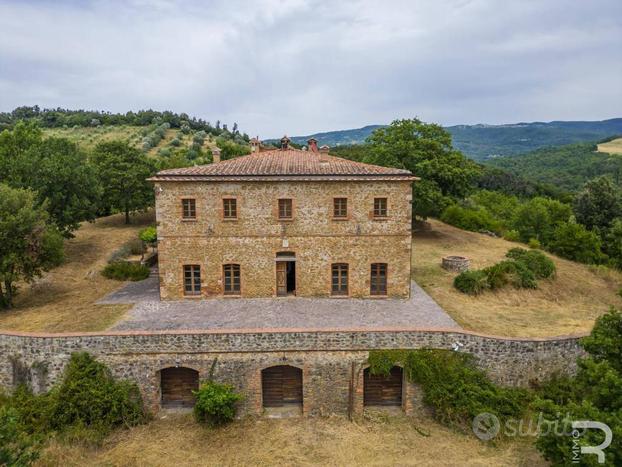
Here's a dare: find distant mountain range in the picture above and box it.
[275,119,622,161]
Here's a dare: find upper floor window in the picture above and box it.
[333,198,348,218]
[223,198,237,219]
[183,264,201,296]
[373,198,388,218]
[331,263,349,296]
[182,198,196,220]
[370,263,387,296]
[278,198,293,220]
[223,264,241,295]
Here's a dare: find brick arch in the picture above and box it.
[261,364,303,408]
[159,366,200,409]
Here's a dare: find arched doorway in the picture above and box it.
[276,252,296,296]
[160,367,199,408]
[363,366,403,407]
[261,365,303,408]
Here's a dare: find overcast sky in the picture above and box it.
[0,0,621,137]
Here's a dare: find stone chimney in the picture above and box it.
[319,145,330,154]
[280,135,290,150]
[212,147,221,163]
[250,136,261,153]
[307,138,319,153]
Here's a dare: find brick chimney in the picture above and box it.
[212,147,221,163]
[319,145,330,154]
[250,136,260,153]
[307,138,319,153]
[280,135,290,150]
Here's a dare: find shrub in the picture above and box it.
[548,220,603,264]
[193,381,243,427]
[139,226,157,245]
[0,406,41,467]
[50,352,145,433]
[169,138,181,147]
[503,229,520,241]
[483,260,537,290]
[102,262,150,281]
[440,205,501,234]
[506,248,556,279]
[453,270,488,295]
[527,238,541,249]
[107,243,131,263]
[127,238,145,255]
[369,350,529,429]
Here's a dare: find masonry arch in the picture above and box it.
[160,367,199,408]
[363,365,403,407]
[261,365,303,408]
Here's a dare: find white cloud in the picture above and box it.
[0,0,620,136]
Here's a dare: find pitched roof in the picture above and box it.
[149,148,418,182]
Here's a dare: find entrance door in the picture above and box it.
[161,367,199,408]
[276,261,288,296]
[363,366,403,406]
[262,365,303,407]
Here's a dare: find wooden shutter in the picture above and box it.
[161,367,199,408]
[262,365,303,407]
[276,262,287,296]
[364,366,403,406]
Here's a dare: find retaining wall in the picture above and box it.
[0,327,586,416]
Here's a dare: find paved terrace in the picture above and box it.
[99,278,460,331]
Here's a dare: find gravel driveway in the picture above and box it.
[101,279,460,331]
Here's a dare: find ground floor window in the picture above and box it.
[223,264,241,295]
[370,263,387,295]
[331,263,349,296]
[183,265,201,295]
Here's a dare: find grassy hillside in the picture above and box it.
[39,413,543,466]
[413,219,622,337]
[0,212,153,332]
[283,118,622,160]
[598,137,622,155]
[487,141,622,191]
[43,124,214,157]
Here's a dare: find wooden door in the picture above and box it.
[276,262,287,296]
[161,367,199,408]
[262,365,303,407]
[363,366,403,406]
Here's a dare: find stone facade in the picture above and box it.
[154,180,413,299]
[0,328,586,417]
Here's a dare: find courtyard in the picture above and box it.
[99,278,460,331]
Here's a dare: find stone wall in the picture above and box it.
[154,180,413,299]
[0,328,585,416]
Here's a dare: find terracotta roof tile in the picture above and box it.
[149,148,417,182]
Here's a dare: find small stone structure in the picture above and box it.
[442,255,470,272]
[0,327,585,417]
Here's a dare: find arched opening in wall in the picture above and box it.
[160,367,199,409]
[261,365,303,412]
[363,366,403,407]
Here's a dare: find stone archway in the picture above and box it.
[160,367,199,408]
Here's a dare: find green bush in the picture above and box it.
[139,226,157,245]
[527,238,541,249]
[453,270,489,295]
[503,229,520,241]
[483,260,537,290]
[102,262,150,281]
[440,205,501,234]
[369,350,529,429]
[506,248,556,279]
[548,220,603,264]
[0,406,41,467]
[193,381,243,427]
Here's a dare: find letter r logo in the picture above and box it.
[572,421,613,464]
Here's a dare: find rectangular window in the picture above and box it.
[182,199,196,219]
[183,265,201,296]
[223,264,241,295]
[333,198,348,218]
[373,198,388,217]
[331,263,349,296]
[370,263,387,296]
[278,199,293,219]
[223,198,237,219]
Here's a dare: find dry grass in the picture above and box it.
[0,212,154,332]
[597,137,622,155]
[413,219,622,337]
[37,413,544,467]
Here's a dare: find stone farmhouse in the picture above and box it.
[149,136,418,300]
